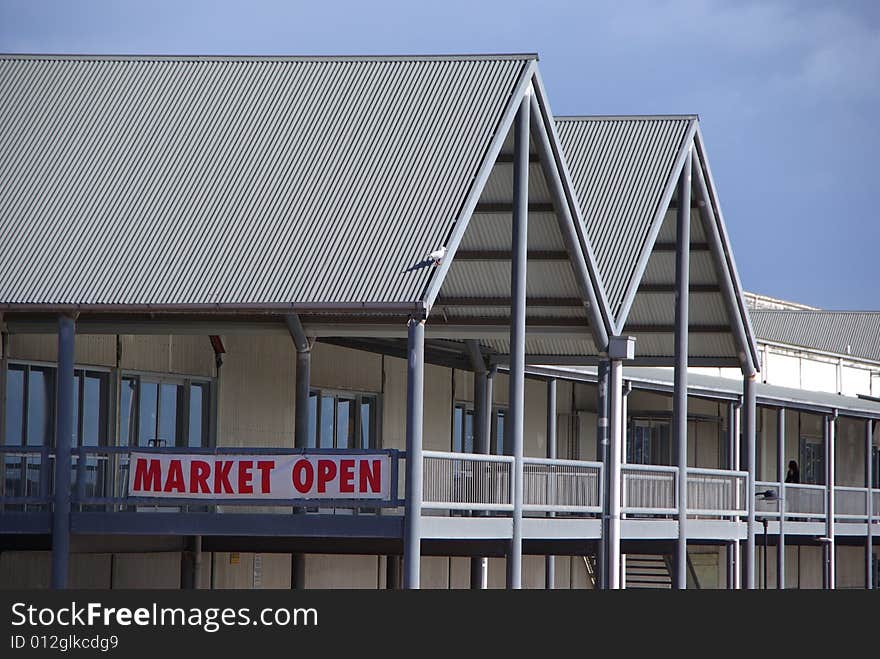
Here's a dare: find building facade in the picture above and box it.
[0,54,876,589]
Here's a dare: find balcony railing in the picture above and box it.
[522,457,602,513]
[687,468,748,516]
[621,464,678,515]
[422,451,513,512]
[3,446,879,526]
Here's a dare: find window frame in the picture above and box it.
[118,370,215,449]
[307,387,381,450]
[452,400,507,455]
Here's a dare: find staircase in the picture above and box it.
[624,554,673,589]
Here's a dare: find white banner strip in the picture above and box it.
[127,452,392,500]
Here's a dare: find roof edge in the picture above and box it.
[0,52,539,63]
[555,114,699,122]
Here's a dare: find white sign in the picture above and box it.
[127,452,392,500]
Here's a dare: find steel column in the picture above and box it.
[743,374,757,589]
[545,378,557,589]
[51,314,75,589]
[868,419,874,590]
[673,149,692,589]
[608,359,623,589]
[733,402,742,589]
[726,401,736,589]
[777,408,786,589]
[287,313,312,588]
[471,364,490,589]
[825,413,836,589]
[506,91,529,590]
[403,318,425,589]
[386,556,401,590]
[596,361,609,589]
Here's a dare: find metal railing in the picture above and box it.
[835,487,869,520]
[784,483,826,519]
[687,468,748,516]
[0,446,52,510]
[522,457,602,513]
[622,464,678,515]
[422,450,513,511]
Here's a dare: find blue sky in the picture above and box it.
[2,0,878,309]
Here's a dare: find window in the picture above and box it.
[119,375,211,448]
[306,389,378,449]
[627,418,671,465]
[3,363,110,447]
[799,437,825,485]
[452,403,506,455]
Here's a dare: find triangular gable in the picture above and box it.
[556,114,758,371]
[421,67,613,360]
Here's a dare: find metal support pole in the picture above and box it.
[403,318,425,589]
[608,359,624,589]
[545,378,557,589]
[471,364,490,589]
[867,419,874,590]
[733,402,742,589]
[777,408,785,589]
[743,374,757,589]
[825,412,836,589]
[286,314,312,588]
[51,314,75,590]
[596,361,610,590]
[673,149,692,589]
[506,91,529,590]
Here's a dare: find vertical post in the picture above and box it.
[777,408,786,589]
[287,314,312,589]
[545,378,557,589]
[471,364,490,589]
[743,374,757,589]
[733,402,742,589]
[596,361,610,590]
[51,314,75,590]
[867,419,874,590]
[673,149,692,589]
[506,90,529,590]
[825,412,836,590]
[608,359,623,589]
[404,317,425,589]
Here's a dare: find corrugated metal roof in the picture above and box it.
[554,116,693,318]
[751,311,880,363]
[0,54,531,308]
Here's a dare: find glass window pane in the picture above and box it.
[120,378,136,446]
[307,392,318,448]
[494,411,505,456]
[188,383,207,448]
[138,381,158,446]
[72,373,81,446]
[464,410,474,453]
[336,398,354,449]
[158,383,179,445]
[4,366,25,446]
[453,406,463,453]
[81,372,106,447]
[319,395,334,449]
[27,368,53,447]
[359,397,374,449]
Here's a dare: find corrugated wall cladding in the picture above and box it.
[0,55,529,306]
[751,311,880,362]
[554,116,692,318]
